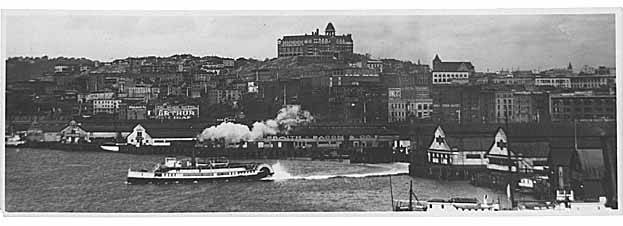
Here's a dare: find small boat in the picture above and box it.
[5,134,26,147]
[390,178,428,211]
[100,142,128,152]
[126,156,274,184]
[389,177,499,212]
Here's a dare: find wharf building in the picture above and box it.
[277,22,354,60]
[408,122,616,202]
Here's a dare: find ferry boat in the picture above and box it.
[126,157,275,184]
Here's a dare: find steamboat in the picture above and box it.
[126,156,274,184]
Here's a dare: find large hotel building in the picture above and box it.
[277,22,354,59]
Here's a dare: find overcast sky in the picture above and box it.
[4,13,616,71]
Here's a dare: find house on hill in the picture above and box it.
[431,54,475,85]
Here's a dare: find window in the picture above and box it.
[466,154,481,159]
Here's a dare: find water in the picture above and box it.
[5,148,508,212]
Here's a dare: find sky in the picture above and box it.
[4,12,616,71]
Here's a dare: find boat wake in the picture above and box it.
[263,161,409,181]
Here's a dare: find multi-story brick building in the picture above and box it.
[535,77,571,89]
[329,68,380,87]
[93,99,122,115]
[208,88,242,106]
[431,84,495,124]
[494,90,515,123]
[277,23,353,59]
[569,75,615,89]
[388,88,433,123]
[513,91,549,123]
[549,91,616,122]
[328,81,386,124]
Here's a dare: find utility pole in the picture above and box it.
[505,110,515,209]
[574,118,578,151]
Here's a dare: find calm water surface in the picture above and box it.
[5,148,508,212]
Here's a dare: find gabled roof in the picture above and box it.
[548,147,576,166]
[576,149,605,180]
[80,123,135,132]
[31,123,67,133]
[144,127,202,138]
[434,62,474,72]
[325,22,335,32]
[509,142,550,158]
[433,54,441,62]
[549,137,603,149]
[290,126,399,136]
[428,126,451,151]
[447,137,491,151]
[281,34,353,42]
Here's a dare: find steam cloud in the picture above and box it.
[198,105,314,143]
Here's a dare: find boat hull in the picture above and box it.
[126,172,273,184]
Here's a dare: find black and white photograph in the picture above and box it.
[1,2,621,219]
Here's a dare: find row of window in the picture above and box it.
[217,171,251,176]
[390,103,432,110]
[552,107,614,113]
[433,73,468,78]
[552,99,613,105]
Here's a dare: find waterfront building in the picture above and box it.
[431,54,474,85]
[58,120,90,143]
[126,124,199,147]
[240,125,399,153]
[277,22,354,59]
[485,128,550,174]
[25,121,67,143]
[44,120,133,143]
[549,91,616,122]
[547,137,606,202]
[426,126,490,168]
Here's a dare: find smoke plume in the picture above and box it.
[198,105,314,143]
